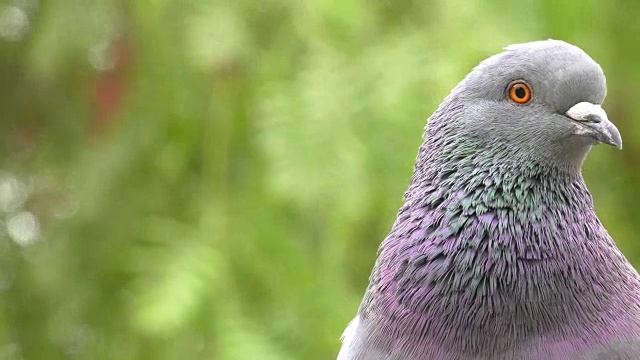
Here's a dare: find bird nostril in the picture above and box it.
[585,114,602,123]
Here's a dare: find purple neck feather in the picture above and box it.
[358,97,640,358]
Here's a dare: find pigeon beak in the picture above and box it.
[565,102,622,149]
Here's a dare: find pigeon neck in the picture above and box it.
[403,154,624,286]
[365,154,639,354]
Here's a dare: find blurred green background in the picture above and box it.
[1,0,639,359]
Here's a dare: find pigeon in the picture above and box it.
[338,40,640,360]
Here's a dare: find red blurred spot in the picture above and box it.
[91,37,134,137]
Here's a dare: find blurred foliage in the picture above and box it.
[0,0,639,359]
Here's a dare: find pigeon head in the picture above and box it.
[432,40,621,172]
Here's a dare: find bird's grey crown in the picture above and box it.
[459,39,606,112]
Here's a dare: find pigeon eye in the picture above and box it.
[508,81,532,104]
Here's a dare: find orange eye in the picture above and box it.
[508,81,532,104]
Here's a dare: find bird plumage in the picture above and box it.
[339,40,640,360]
